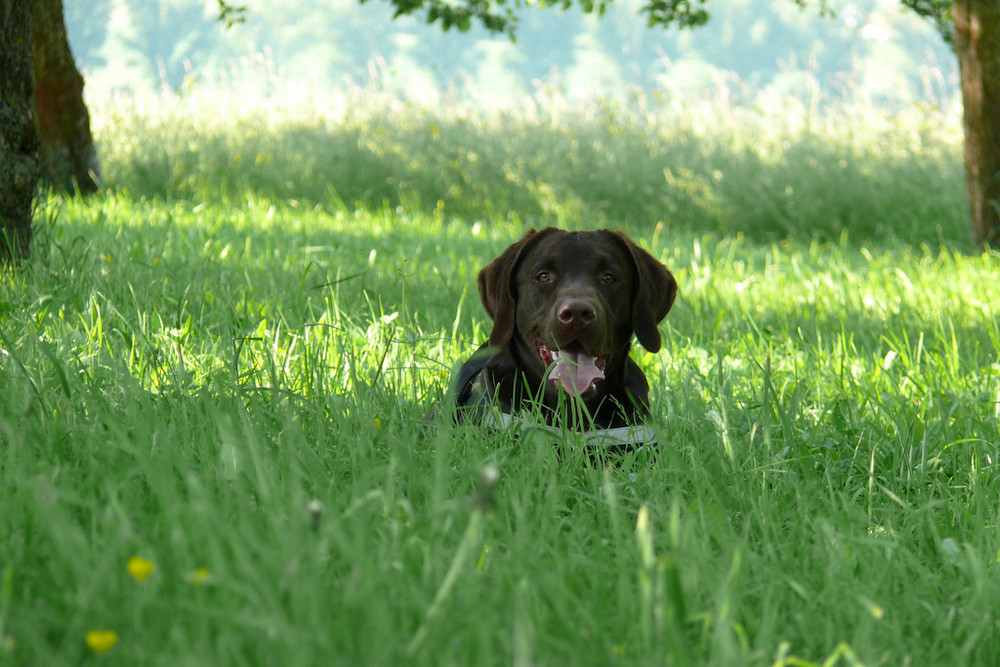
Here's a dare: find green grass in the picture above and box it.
[2,81,999,665]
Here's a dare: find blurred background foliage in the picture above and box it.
[65,0,956,108]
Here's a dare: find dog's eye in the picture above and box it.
[536,271,552,283]
[602,273,616,284]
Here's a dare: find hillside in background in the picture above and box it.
[66,0,957,106]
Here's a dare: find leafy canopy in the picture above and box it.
[216,0,953,43]
[900,0,953,41]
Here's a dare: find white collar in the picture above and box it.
[482,411,655,449]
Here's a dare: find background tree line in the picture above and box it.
[67,0,953,103]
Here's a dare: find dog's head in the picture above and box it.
[478,228,677,397]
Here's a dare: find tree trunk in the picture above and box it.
[32,0,100,193]
[952,0,1000,248]
[0,0,40,262]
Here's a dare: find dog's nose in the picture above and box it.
[557,299,596,329]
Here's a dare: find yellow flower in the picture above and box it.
[186,567,211,586]
[126,556,155,582]
[85,630,119,654]
[3,635,16,651]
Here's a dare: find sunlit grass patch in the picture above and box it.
[89,76,968,247]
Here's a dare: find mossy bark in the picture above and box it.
[32,0,99,193]
[953,0,1000,248]
[0,0,40,262]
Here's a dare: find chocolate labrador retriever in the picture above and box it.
[451,227,677,448]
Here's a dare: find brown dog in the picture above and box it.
[452,227,676,447]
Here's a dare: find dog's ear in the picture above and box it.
[612,231,677,353]
[478,228,553,348]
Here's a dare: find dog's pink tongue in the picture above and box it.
[551,349,604,396]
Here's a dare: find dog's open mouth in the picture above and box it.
[538,342,606,396]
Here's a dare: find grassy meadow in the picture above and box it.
[2,78,999,665]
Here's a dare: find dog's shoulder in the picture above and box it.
[450,342,496,423]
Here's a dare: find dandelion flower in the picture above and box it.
[85,630,119,654]
[186,567,211,586]
[126,556,155,582]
